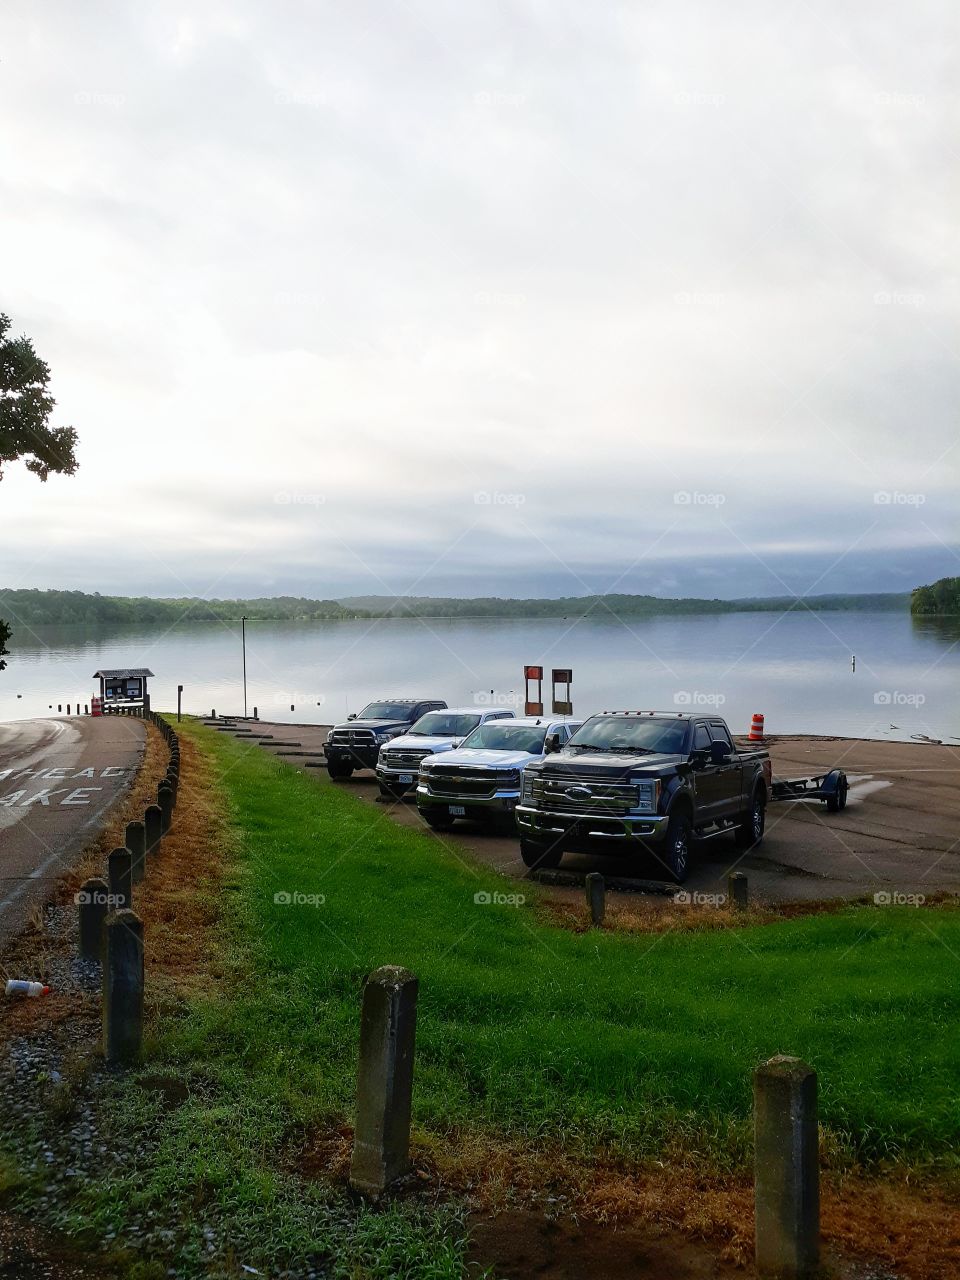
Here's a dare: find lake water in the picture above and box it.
[1,611,957,743]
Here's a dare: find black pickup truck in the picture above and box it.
[322,698,446,778]
[515,711,772,882]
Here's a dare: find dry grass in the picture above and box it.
[296,1123,960,1278]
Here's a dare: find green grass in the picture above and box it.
[20,717,960,1277]
[174,720,959,1172]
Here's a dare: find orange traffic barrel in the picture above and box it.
[748,712,765,741]
[91,696,103,717]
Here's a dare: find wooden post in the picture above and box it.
[126,821,146,884]
[350,966,419,1197]
[729,871,749,911]
[144,804,162,856]
[102,910,144,1063]
[754,1056,819,1278]
[78,877,110,959]
[108,847,133,912]
[585,872,605,927]
[157,782,174,835]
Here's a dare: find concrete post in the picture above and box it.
[585,872,605,927]
[349,966,419,1197]
[126,820,147,884]
[729,871,749,911]
[157,783,174,834]
[108,847,133,912]
[144,804,162,856]
[78,876,110,959]
[102,909,144,1064]
[754,1055,819,1278]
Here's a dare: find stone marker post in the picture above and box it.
[144,804,162,856]
[78,877,110,959]
[585,872,605,927]
[126,820,147,884]
[108,847,133,912]
[754,1055,819,1278]
[157,782,174,835]
[350,966,419,1197]
[729,871,749,911]
[102,909,144,1064]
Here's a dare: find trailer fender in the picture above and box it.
[823,769,848,812]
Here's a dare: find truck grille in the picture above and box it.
[532,774,638,815]
[329,729,376,746]
[426,768,498,798]
[381,749,431,769]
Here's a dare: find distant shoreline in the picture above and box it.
[0,585,914,629]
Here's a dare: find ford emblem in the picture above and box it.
[565,785,593,801]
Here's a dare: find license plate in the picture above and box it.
[399,773,414,784]
[449,805,466,816]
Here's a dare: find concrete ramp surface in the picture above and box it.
[0,717,145,944]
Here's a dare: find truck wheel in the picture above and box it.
[422,811,454,832]
[327,761,354,780]
[664,811,692,883]
[378,782,402,801]
[734,792,766,849]
[519,836,562,870]
[826,773,848,813]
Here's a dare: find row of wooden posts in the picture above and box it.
[351,965,819,1279]
[584,869,750,925]
[76,706,179,1064]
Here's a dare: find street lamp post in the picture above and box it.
[241,616,248,719]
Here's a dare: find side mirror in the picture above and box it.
[710,741,730,765]
[347,713,357,721]
[544,732,560,754]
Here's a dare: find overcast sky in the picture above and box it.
[0,0,956,601]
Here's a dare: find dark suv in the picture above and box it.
[322,699,447,778]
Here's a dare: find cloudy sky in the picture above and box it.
[0,0,956,601]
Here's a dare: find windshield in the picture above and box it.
[459,724,548,753]
[408,712,481,737]
[567,716,690,755]
[357,702,415,720]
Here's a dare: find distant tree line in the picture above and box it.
[338,591,911,618]
[0,587,911,633]
[911,577,960,615]
[0,590,360,628]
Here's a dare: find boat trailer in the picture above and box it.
[770,768,848,812]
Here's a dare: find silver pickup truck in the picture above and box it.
[417,715,582,830]
[376,707,515,799]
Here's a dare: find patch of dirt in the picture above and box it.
[538,890,960,937]
[292,1124,960,1280]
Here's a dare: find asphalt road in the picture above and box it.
[214,721,960,904]
[0,717,145,944]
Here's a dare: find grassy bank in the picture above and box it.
[171,721,958,1172]
[27,718,959,1277]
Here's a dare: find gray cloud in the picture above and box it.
[0,0,956,601]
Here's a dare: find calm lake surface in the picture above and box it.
[1,611,957,743]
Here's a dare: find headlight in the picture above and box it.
[497,769,522,786]
[521,771,535,801]
[633,780,660,811]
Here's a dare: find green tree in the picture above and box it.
[0,313,78,482]
[1,313,80,669]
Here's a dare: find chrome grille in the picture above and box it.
[532,773,639,815]
[329,729,376,746]
[426,769,498,798]
[381,749,431,769]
